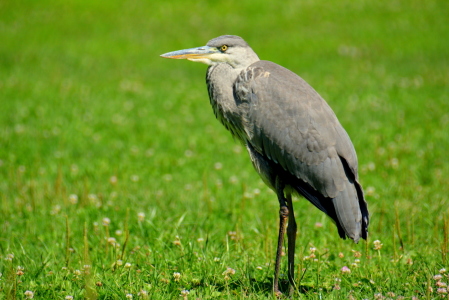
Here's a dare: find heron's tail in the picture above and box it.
[332,179,369,243]
[293,174,369,242]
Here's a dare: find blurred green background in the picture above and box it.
[1,0,449,298]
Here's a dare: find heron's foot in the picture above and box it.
[273,288,292,299]
[274,289,283,298]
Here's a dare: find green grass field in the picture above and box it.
[1,0,449,299]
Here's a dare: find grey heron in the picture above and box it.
[161,35,369,295]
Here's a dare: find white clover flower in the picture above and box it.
[110,176,118,184]
[50,205,61,215]
[229,176,238,184]
[390,158,399,168]
[224,267,235,275]
[69,194,78,204]
[138,290,148,297]
[365,186,376,196]
[434,274,443,281]
[374,293,383,299]
[87,193,98,201]
[373,240,383,250]
[102,217,111,226]
[173,272,181,281]
[222,267,236,276]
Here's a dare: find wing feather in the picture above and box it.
[234,60,356,198]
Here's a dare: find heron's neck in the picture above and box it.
[206,64,246,140]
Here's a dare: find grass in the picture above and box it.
[1,0,449,298]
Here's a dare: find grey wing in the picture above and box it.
[234,60,368,241]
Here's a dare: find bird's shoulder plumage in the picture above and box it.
[234,60,359,199]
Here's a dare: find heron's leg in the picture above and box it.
[273,179,289,295]
[286,192,297,296]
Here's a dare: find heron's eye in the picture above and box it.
[220,45,228,52]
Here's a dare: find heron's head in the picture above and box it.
[160,35,259,69]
